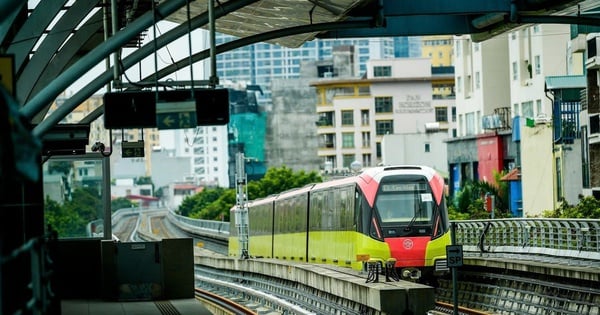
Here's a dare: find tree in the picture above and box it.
[543,196,600,219]
[181,166,322,221]
[450,170,510,220]
[111,197,134,212]
[47,160,72,175]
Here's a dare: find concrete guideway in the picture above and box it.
[193,248,435,314]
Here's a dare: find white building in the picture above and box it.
[160,126,229,187]
[312,58,454,171]
[454,35,511,137]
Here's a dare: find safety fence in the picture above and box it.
[453,218,600,267]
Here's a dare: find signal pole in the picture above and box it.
[235,152,249,259]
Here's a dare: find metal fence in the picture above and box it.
[167,210,229,240]
[453,218,600,267]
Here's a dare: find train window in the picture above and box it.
[376,188,434,224]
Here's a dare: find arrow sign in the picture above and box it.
[156,100,197,130]
[446,245,463,268]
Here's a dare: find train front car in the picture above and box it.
[361,165,450,281]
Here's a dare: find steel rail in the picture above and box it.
[195,288,256,315]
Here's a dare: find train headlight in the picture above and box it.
[401,268,421,280]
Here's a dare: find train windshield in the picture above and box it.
[375,180,434,225]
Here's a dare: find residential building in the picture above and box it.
[582,32,600,198]
[448,34,517,211]
[311,57,453,172]
[160,125,229,187]
[449,24,587,217]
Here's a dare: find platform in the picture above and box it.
[61,298,213,315]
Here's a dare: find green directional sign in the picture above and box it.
[156,100,197,130]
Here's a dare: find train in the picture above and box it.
[229,165,451,281]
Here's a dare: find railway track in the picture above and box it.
[429,301,492,314]
[195,288,257,315]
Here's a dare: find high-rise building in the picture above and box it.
[215,35,398,106]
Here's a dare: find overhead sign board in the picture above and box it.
[104,91,156,129]
[104,88,230,130]
[121,140,145,158]
[446,245,463,268]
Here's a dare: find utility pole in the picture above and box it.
[235,152,249,259]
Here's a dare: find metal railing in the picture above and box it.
[169,214,600,267]
[0,229,57,315]
[167,210,229,241]
[453,218,600,267]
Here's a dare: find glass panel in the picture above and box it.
[43,154,109,239]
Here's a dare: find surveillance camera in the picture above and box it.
[91,142,105,153]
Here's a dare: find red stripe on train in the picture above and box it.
[385,236,430,267]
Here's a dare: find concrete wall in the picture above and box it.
[267,79,321,172]
[381,132,449,174]
[521,121,554,216]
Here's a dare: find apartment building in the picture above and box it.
[450,24,587,217]
[311,58,453,173]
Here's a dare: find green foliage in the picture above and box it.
[135,176,153,186]
[44,195,89,238]
[111,197,134,212]
[44,186,107,238]
[450,170,511,220]
[47,160,73,175]
[180,166,322,221]
[542,196,600,219]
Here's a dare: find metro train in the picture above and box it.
[229,165,451,281]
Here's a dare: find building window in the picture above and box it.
[513,103,520,117]
[342,133,354,148]
[373,66,391,77]
[376,120,394,135]
[457,76,462,93]
[512,62,518,80]
[536,99,543,116]
[452,107,457,122]
[341,110,354,125]
[362,154,371,167]
[361,132,370,148]
[425,143,430,153]
[343,154,355,168]
[534,55,541,75]
[435,107,448,122]
[361,110,369,125]
[475,71,480,89]
[375,97,393,113]
[465,112,475,136]
[376,142,382,158]
[522,101,534,118]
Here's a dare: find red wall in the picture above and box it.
[477,133,503,183]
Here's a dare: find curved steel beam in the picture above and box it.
[25,9,104,102]
[21,0,191,121]
[27,10,105,123]
[0,3,25,46]
[7,0,69,73]
[17,0,100,104]
[32,0,261,137]
[143,19,375,86]
[79,18,375,124]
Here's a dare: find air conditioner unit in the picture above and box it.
[424,122,440,132]
[585,33,600,69]
[534,114,551,125]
